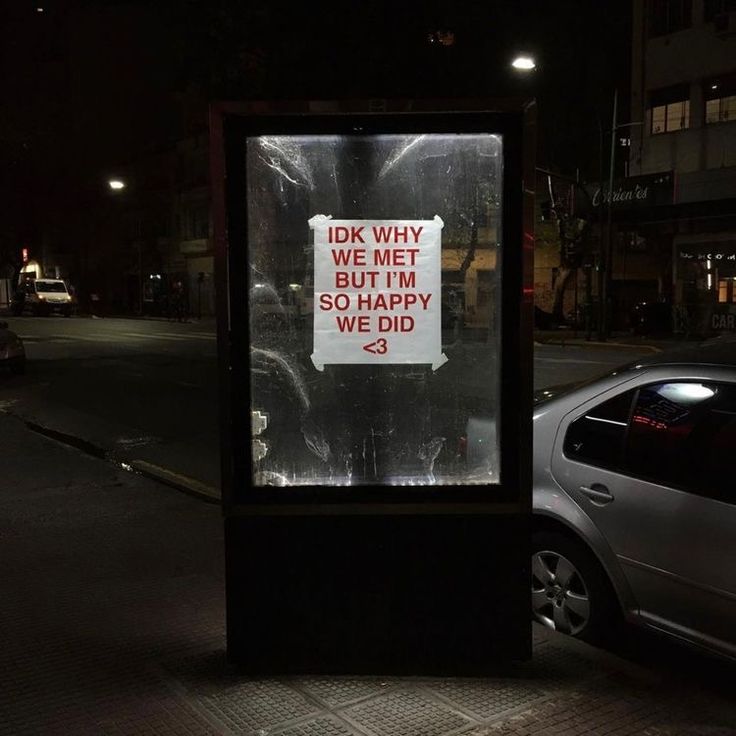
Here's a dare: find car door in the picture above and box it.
[551,371,736,655]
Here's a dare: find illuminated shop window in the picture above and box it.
[718,278,728,302]
[717,278,736,303]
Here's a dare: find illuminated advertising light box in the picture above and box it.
[211,100,535,674]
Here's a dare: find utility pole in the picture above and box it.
[598,89,618,341]
[138,241,143,316]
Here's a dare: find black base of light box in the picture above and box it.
[225,512,531,675]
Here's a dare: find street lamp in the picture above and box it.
[108,179,126,191]
[511,55,536,71]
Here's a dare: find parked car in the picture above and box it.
[532,341,736,659]
[12,279,75,316]
[0,321,25,374]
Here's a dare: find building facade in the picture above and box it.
[629,0,736,334]
[114,134,215,318]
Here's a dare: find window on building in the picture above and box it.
[718,278,728,302]
[705,75,736,124]
[717,278,736,302]
[705,96,735,123]
[648,0,692,37]
[181,206,210,239]
[651,100,690,133]
[649,85,690,134]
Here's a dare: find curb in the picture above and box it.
[536,338,663,353]
[20,417,220,504]
[78,314,213,325]
[24,420,108,459]
[129,460,221,504]
[574,340,662,353]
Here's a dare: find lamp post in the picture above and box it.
[597,90,618,341]
[597,92,644,340]
[108,178,143,316]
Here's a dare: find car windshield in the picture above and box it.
[35,281,67,293]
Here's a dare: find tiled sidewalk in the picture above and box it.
[1,413,734,735]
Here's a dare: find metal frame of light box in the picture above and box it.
[210,98,535,514]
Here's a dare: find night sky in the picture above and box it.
[1,0,631,264]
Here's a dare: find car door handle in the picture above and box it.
[579,484,614,504]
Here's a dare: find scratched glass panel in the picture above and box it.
[246,133,503,486]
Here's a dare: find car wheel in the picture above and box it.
[532,531,620,644]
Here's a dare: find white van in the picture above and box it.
[12,279,74,317]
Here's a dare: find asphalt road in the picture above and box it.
[1,316,220,493]
[0,315,656,493]
[532,342,653,390]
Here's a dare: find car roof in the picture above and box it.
[626,339,736,370]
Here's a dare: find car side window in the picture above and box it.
[563,389,636,469]
[625,381,736,503]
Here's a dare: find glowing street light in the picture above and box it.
[108,179,126,191]
[511,55,536,71]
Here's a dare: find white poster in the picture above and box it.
[309,215,448,371]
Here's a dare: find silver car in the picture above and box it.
[532,341,736,659]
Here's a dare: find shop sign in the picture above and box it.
[586,172,674,211]
[680,250,736,261]
[310,215,447,371]
[712,308,736,331]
